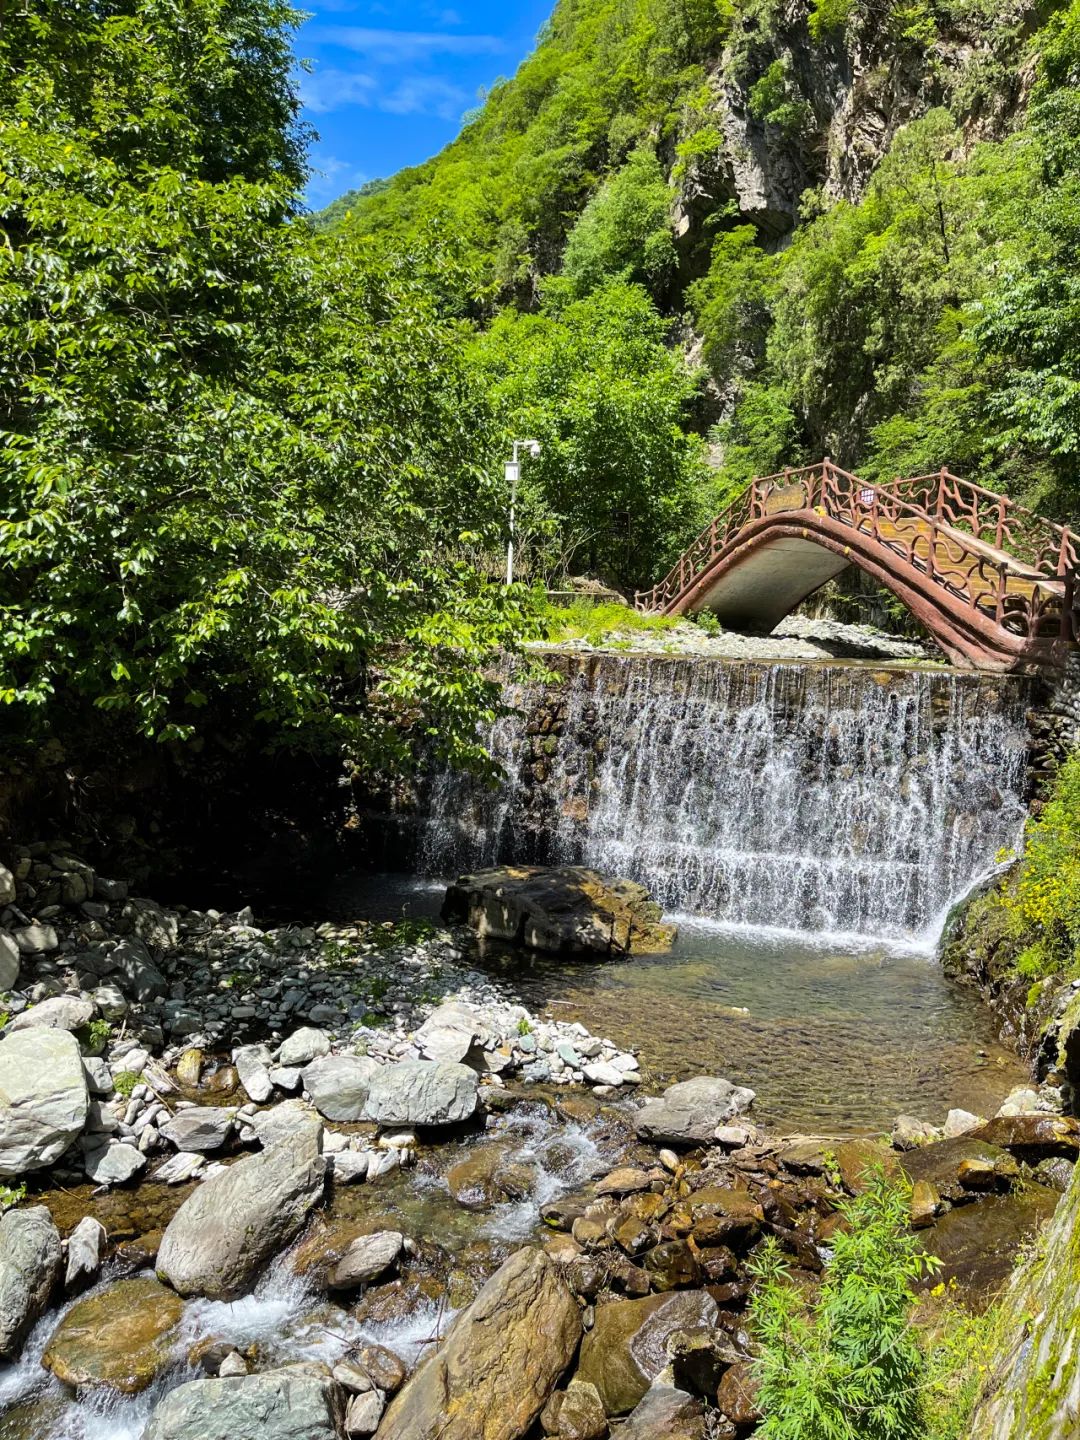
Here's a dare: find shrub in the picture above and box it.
[1003,750,1080,977]
[750,1172,934,1440]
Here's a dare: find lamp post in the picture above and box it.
[505,439,541,585]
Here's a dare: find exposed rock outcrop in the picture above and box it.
[443,865,677,956]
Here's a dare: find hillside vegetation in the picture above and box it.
[323,0,1080,584]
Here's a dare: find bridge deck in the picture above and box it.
[635,462,1078,672]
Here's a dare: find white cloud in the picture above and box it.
[300,67,377,115]
[380,76,470,118]
[301,64,468,121]
[306,153,371,203]
[310,26,504,63]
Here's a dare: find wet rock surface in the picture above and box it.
[0,1206,61,1359]
[41,1275,184,1393]
[443,865,678,956]
[377,1247,582,1440]
[144,1371,341,1440]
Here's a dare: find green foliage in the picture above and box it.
[0,0,537,778]
[749,59,815,137]
[561,148,676,299]
[541,598,679,642]
[688,224,776,376]
[1002,751,1080,979]
[333,0,730,300]
[78,1019,112,1055]
[472,281,708,589]
[808,0,857,41]
[0,1182,27,1213]
[310,178,390,232]
[712,382,799,494]
[918,1291,1001,1440]
[750,1172,934,1439]
[112,1070,139,1098]
[973,5,1080,477]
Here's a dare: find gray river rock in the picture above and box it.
[144,1371,341,1440]
[0,1206,61,1359]
[363,1058,479,1127]
[301,1053,379,1122]
[636,1076,756,1146]
[156,1129,326,1299]
[0,1027,88,1176]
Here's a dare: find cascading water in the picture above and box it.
[418,654,1032,946]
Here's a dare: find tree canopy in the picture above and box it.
[0,0,532,775]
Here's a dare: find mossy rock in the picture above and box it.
[41,1276,183,1393]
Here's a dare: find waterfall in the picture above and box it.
[417,655,1032,947]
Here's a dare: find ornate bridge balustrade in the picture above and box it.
[634,460,1079,672]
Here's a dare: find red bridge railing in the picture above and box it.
[634,460,1079,647]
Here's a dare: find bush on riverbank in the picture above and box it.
[540,600,680,645]
[750,1173,931,1439]
[1002,752,1080,986]
[750,1172,1002,1440]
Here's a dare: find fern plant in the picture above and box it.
[750,1172,935,1440]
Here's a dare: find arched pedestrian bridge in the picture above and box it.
[634,460,1079,672]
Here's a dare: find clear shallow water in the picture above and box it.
[0,1101,612,1440]
[330,873,1026,1134]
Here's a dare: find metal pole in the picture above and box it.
[506,441,519,587]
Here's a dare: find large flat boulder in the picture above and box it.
[42,1276,183,1393]
[0,1027,89,1176]
[156,1130,326,1299]
[575,1290,719,1415]
[143,1371,340,1440]
[443,866,677,956]
[0,1205,62,1358]
[302,1054,379,1123]
[378,1247,581,1440]
[363,1059,478,1127]
[9,995,95,1032]
[634,1076,755,1147]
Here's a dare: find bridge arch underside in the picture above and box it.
[668,515,1064,673]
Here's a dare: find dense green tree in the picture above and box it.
[560,147,676,298]
[0,0,531,775]
[972,2,1080,495]
[471,282,708,589]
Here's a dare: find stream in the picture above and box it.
[0,653,1045,1438]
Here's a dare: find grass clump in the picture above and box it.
[541,599,679,645]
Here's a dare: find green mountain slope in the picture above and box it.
[317,0,1080,588]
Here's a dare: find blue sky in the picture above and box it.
[297,1,554,206]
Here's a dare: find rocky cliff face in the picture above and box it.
[672,0,1041,261]
[971,1155,1080,1438]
